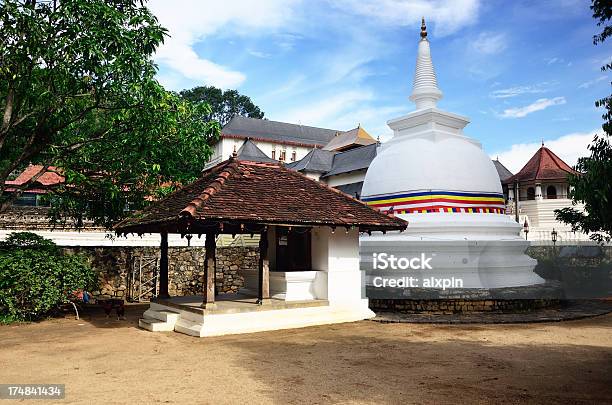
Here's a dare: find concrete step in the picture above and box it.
[139,316,175,332]
[174,318,203,337]
[143,309,180,323]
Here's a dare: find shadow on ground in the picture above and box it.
[221,321,612,404]
[0,309,611,404]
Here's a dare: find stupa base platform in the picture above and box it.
[368,281,563,313]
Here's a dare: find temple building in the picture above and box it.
[504,144,588,243]
[204,116,376,170]
[115,156,405,336]
[359,19,545,295]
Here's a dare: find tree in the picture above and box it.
[0,232,96,322]
[180,86,264,126]
[0,0,220,228]
[555,0,612,244]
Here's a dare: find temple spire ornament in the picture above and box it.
[409,17,443,110]
[420,17,427,39]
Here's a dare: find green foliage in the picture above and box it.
[180,86,264,126]
[592,0,612,46]
[0,0,220,228]
[555,1,612,244]
[0,232,96,322]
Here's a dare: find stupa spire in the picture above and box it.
[409,17,443,110]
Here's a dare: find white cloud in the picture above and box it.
[471,32,507,55]
[247,49,271,58]
[545,57,566,65]
[332,105,407,136]
[329,0,480,36]
[578,76,608,89]
[156,43,246,89]
[278,90,374,128]
[148,0,301,89]
[498,97,566,119]
[491,130,597,173]
[490,82,554,99]
[260,75,308,99]
[274,33,303,51]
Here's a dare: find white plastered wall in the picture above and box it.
[311,227,367,305]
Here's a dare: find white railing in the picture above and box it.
[203,155,223,171]
[522,228,596,245]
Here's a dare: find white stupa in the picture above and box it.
[360,19,544,289]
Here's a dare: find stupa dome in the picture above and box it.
[364,134,503,200]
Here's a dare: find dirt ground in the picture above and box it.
[0,306,611,405]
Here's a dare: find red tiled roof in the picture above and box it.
[115,158,407,233]
[504,146,578,184]
[5,165,64,187]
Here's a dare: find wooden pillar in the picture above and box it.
[159,232,169,299]
[202,232,216,309]
[258,228,271,305]
[514,181,520,223]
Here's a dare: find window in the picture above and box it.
[271,150,276,160]
[279,150,286,161]
[14,193,37,207]
[291,151,297,162]
[527,187,536,200]
[546,185,557,199]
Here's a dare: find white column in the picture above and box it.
[535,183,543,200]
[508,188,515,202]
[311,227,368,307]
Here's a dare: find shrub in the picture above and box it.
[0,232,97,322]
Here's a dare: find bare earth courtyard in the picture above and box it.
[1,307,611,405]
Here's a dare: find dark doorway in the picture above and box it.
[275,228,312,271]
[546,185,557,199]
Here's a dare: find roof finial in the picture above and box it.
[541,139,544,147]
[410,16,442,109]
[420,17,427,40]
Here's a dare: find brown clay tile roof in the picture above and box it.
[115,158,407,233]
[504,146,578,184]
[5,165,64,187]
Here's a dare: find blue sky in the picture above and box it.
[148,0,610,172]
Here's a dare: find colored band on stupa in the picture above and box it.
[363,190,506,214]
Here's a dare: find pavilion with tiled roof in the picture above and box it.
[505,145,578,185]
[114,156,406,337]
[504,144,579,202]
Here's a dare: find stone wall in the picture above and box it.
[64,246,259,301]
[528,245,612,299]
[370,298,557,314]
